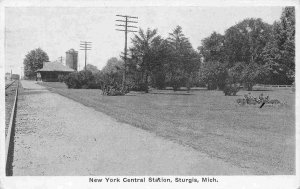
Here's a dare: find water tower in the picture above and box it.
[66,49,78,71]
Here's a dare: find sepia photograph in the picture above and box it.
[1,0,299,188]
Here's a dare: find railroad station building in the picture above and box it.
[36,49,78,82]
[36,61,75,82]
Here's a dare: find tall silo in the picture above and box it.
[66,49,78,71]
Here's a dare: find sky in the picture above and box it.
[4,6,284,76]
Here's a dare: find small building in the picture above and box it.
[5,72,11,80]
[36,61,75,82]
[11,74,20,80]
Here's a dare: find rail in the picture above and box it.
[5,80,19,175]
[5,80,16,89]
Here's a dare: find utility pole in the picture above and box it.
[9,65,13,80]
[58,56,64,65]
[80,41,92,71]
[115,15,138,90]
[21,67,24,79]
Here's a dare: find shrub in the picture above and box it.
[102,82,129,96]
[207,80,217,90]
[63,70,96,89]
[223,84,239,96]
[64,72,81,89]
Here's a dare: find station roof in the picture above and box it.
[37,61,75,72]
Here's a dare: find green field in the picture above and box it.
[40,82,295,175]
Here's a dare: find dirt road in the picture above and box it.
[12,80,251,175]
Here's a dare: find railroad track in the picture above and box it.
[5,80,16,89]
[5,80,19,176]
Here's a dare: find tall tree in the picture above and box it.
[130,28,161,92]
[23,48,49,79]
[86,64,100,74]
[147,38,171,89]
[221,18,273,90]
[101,57,124,74]
[99,57,124,93]
[229,62,269,90]
[198,32,225,62]
[224,18,272,65]
[167,26,199,91]
[201,61,228,90]
[262,7,295,84]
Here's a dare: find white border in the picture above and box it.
[0,0,299,189]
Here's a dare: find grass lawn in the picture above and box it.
[40,82,295,175]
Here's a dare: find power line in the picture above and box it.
[80,41,92,71]
[115,14,138,91]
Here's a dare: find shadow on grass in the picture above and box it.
[149,92,194,96]
[252,89,274,91]
[23,90,50,95]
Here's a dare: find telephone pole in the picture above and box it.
[115,15,138,90]
[58,56,64,65]
[9,65,13,80]
[80,41,92,70]
[20,67,23,79]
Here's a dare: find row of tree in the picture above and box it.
[23,7,294,93]
[198,7,295,90]
[90,26,200,93]
[100,7,294,92]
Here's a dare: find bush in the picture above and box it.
[64,72,81,88]
[223,84,240,96]
[63,70,96,89]
[207,80,217,90]
[102,82,129,96]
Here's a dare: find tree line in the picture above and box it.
[199,7,295,90]
[23,7,294,94]
[99,7,294,92]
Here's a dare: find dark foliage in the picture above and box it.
[64,70,96,89]
[23,48,49,79]
[223,83,240,96]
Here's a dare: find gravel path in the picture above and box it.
[12,80,251,175]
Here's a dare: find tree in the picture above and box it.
[262,7,295,84]
[101,57,124,86]
[167,26,199,91]
[145,38,170,89]
[229,62,269,91]
[86,64,100,74]
[201,61,228,90]
[101,57,124,74]
[23,48,49,79]
[198,32,225,62]
[130,28,162,92]
[224,18,272,65]
[98,57,127,95]
[219,18,273,90]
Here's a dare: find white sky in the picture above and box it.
[5,6,283,75]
